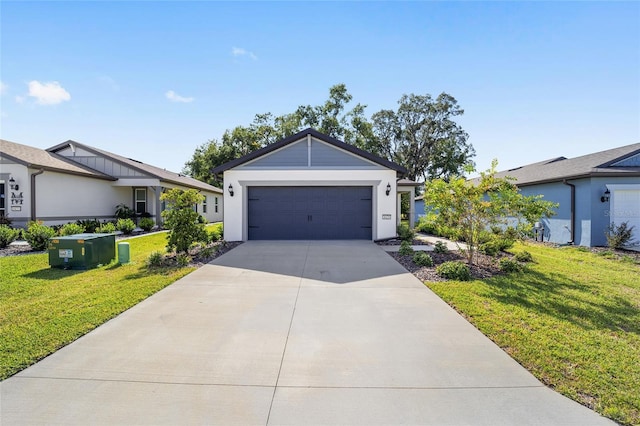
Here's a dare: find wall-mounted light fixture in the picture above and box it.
[228,184,234,197]
[600,189,610,203]
[9,177,17,190]
[386,182,391,196]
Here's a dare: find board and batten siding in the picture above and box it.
[237,137,384,170]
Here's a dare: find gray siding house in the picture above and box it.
[491,143,640,247]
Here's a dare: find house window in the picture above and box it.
[135,188,147,214]
[215,196,219,213]
[203,195,208,213]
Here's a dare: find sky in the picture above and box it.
[1,1,639,178]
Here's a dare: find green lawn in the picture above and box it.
[0,232,196,380]
[427,243,640,426]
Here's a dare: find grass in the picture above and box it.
[426,242,640,425]
[0,232,195,380]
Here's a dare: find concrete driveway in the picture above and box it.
[1,241,614,425]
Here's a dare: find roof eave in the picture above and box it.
[515,170,640,187]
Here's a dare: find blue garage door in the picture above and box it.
[248,186,372,240]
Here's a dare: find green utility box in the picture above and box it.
[48,233,116,269]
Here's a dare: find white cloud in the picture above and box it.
[0,81,7,95]
[232,46,257,60]
[165,90,194,103]
[27,80,71,105]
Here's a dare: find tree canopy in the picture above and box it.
[183,84,475,186]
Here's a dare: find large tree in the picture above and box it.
[183,85,474,185]
[371,92,474,182]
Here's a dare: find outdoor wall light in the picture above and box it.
[600,189,610,203]
[228,184,234,197]
[8,177,17,190]
[386,182,391,196]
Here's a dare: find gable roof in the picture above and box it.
[491,143,640,186]
[47,140,222,193]
[211,128,407,175]
[1,139,115,180]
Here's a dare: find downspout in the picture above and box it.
[562,180,575,245]
[30,169,44,221]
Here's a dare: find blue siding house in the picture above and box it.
[492,144,640,247]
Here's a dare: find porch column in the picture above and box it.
[154,186,162,226]
[409,193,415,229]
[396,192,402,226]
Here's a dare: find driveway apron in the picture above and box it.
[1,241,614,425]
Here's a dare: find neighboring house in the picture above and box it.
[212,128,417,241]
[415,195,425,219]
[490,143,640,247]
[0,139,223,227]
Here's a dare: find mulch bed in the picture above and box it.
[387,249,504,282]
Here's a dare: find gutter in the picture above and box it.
[562,180,575,244]
[30,169,44,221]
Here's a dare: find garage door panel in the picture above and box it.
[248,186,372,240]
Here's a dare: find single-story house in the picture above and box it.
[1,139,223,227]
[489,143,640,247]
[212,128,418,241]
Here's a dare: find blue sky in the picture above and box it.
[1,1,639,178]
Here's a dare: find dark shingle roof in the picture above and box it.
[491,143,640,186]
[211,128,408,175]
[47,141,222,193]
[0,139,115,180]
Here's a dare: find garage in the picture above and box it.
[248,186,372,240]
[610,187,640,245]
[212,128,409,242]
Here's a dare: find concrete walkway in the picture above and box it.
[1,241,613,425]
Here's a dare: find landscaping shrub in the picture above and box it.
[479,237,515,257]
[606,221,637,249]
[398,240,414,255]
[413,251,434,267]
[415,216,438,234]
[139,217,155,232]
[397,223,415,242]
[58,223,85,236]
[479,240,500,257]
[436,261,471,281]
[176,253,191,267]
[24,221,56,251]
[0,216,12,226]
[145,251,164,268]
[499,258,523,273]
[114,204,136,220]
[160,188,208,254]
[75,219,100,233]
[514,251,533,263]
[0,225,20,248]
[208,226,222,242]
[116,218,136,235]
[96,222,116,234]
[199,246,217,258]
[434,241,449,254]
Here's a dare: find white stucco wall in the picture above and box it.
[223,169,398,241]
[35,170,129,225]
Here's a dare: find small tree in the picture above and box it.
[606,222,637,249]
[160,189,208,254]
[423,160,557,264]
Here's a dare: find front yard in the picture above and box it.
[427,243,639,425]
[0,229,228,380]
